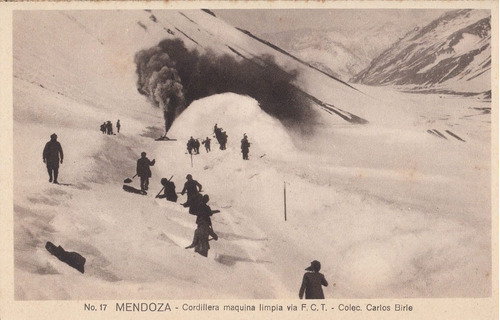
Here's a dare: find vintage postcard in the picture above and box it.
[0,0,498,319]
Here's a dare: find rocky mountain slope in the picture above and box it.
[352,9,491,96]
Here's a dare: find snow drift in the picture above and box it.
[169,93,296,157]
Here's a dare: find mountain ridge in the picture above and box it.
[351,9,491,95]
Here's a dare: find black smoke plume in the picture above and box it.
[135,38,316,135]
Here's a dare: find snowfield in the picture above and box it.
[11,9,492,301]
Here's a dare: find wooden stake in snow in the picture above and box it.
[190,152,193,168]
[284,181,287,222]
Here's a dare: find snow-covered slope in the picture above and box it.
[12,9,492,301]
[15,9,371,126]
[353,10,491,95]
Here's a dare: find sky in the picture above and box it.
[213,9,450,35]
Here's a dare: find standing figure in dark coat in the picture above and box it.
[185,194,218,257]
[156,177,177,202]
[106,121,113,135]
[187,136,196,154]
[136,152,155,191]
[100,122,106,134]
[116,120,121,133]
[220,131,228,150]
[299,260,328,299]
[214,125,224,149]
[202,137,211,152]
[181,174,202,203]
[241,134,250,160]
[194,139,200,154]
[43,133,64,184]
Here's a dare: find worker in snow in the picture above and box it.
[185,194,218,257]
[156,177,177,202]
[219,131,228,150]
[214,125,225,149]
[106,121,113,135]
[116,120,121,133]
[43,133,64,184]
[194,139,200,154]
[181,174,202,203]
[187,136,196,154]
[202,137,211,152]
[241,133,250,160]
[299,260,328,299]
[136,152,155,191]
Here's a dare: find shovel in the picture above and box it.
[155,187,165,198]
[123,174,137,184]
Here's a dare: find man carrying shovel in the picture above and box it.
[185,194,218,257]
[136,152,155,192]
[156,176,177,202]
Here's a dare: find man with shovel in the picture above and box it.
[185,194,218,257]
[156,177,177,202]
[136,152,155,192]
